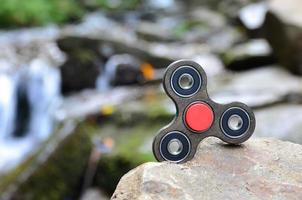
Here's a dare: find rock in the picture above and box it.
[136,21,177,42]
[80,188,109,200]
[56,87,144,120]
[206,25,245,53]
[57,37,104,94]
[209,66,302,108]
[61,13,220,69]
[183,0,262,18]
[222,39,275,71]
[263,0,302,74]
[112,138,302,200]
[0,26,64,69]
[255,104,302,144]
[96,54,144,92]
[191,54,225,76]
[8,121,93,200]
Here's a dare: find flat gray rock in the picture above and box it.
[255,104,302,144]
[112,138,302,200]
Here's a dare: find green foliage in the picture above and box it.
[0,0,84,27]
[0,0,143,28]
[94,0,142,10]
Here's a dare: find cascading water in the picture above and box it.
[0,66,17,140]
[96,54,142,92]
[0,60,61,173]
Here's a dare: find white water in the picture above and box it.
[0,60,61,173]
[96,54,140,92]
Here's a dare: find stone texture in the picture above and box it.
[223,39,274,71]
[263,0,302,74]
[209,66,302,108]
[112,138,302,200]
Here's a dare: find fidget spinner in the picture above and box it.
[152,60,256,163]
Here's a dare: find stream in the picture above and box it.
[0,61,61,173]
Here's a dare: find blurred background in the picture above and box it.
[0,0,301,199]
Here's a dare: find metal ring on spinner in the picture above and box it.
[159,131,191,162]
[170,66,202,97]
[220,107,251,139]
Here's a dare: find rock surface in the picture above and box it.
[223,39,274,71]
[263,0,302,74]
[112,138,302,200]
[255,104,302,144]
[210,66,302,108]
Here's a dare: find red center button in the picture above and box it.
[184,102,214,132]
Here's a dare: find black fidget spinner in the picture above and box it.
[152,60,256,163]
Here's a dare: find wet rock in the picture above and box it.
[9,121,92,200]
[56,87,144,120]
[222,39,275,71]
[136,21,177,42]
[206,25,245,53]
[255,104,302,144]
[90,88,173,194]
[191,54,225,76]
[57,37,104,94]
[209,66,302,108]
[96,54,144,92]
[112,137,302,200]
[0,26,64,68]
[263,0,302,74]
[184,0,262,18]
[61,13,215,69]
[181,8,233,44]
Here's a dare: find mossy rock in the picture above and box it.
[11,122,94,200]
[91,120,167,195]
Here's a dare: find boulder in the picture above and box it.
[112,138,302,200]
[183,0,262,18]
[222,39,275,71]
[263,0,302,74]
[255,104,302,144]
[209,66,302,108]
[57,37,104,94]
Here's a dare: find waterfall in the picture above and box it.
[0,60,61,173]
[96,54,141,92]
[26,59,61,140]
[0,71,17,139]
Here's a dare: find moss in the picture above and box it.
[113,92,174,126]
[92,121,163,194]
[11,122,95,200]
[94,155,140,195]
[3,91,173,198]
[0,123,68,194]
